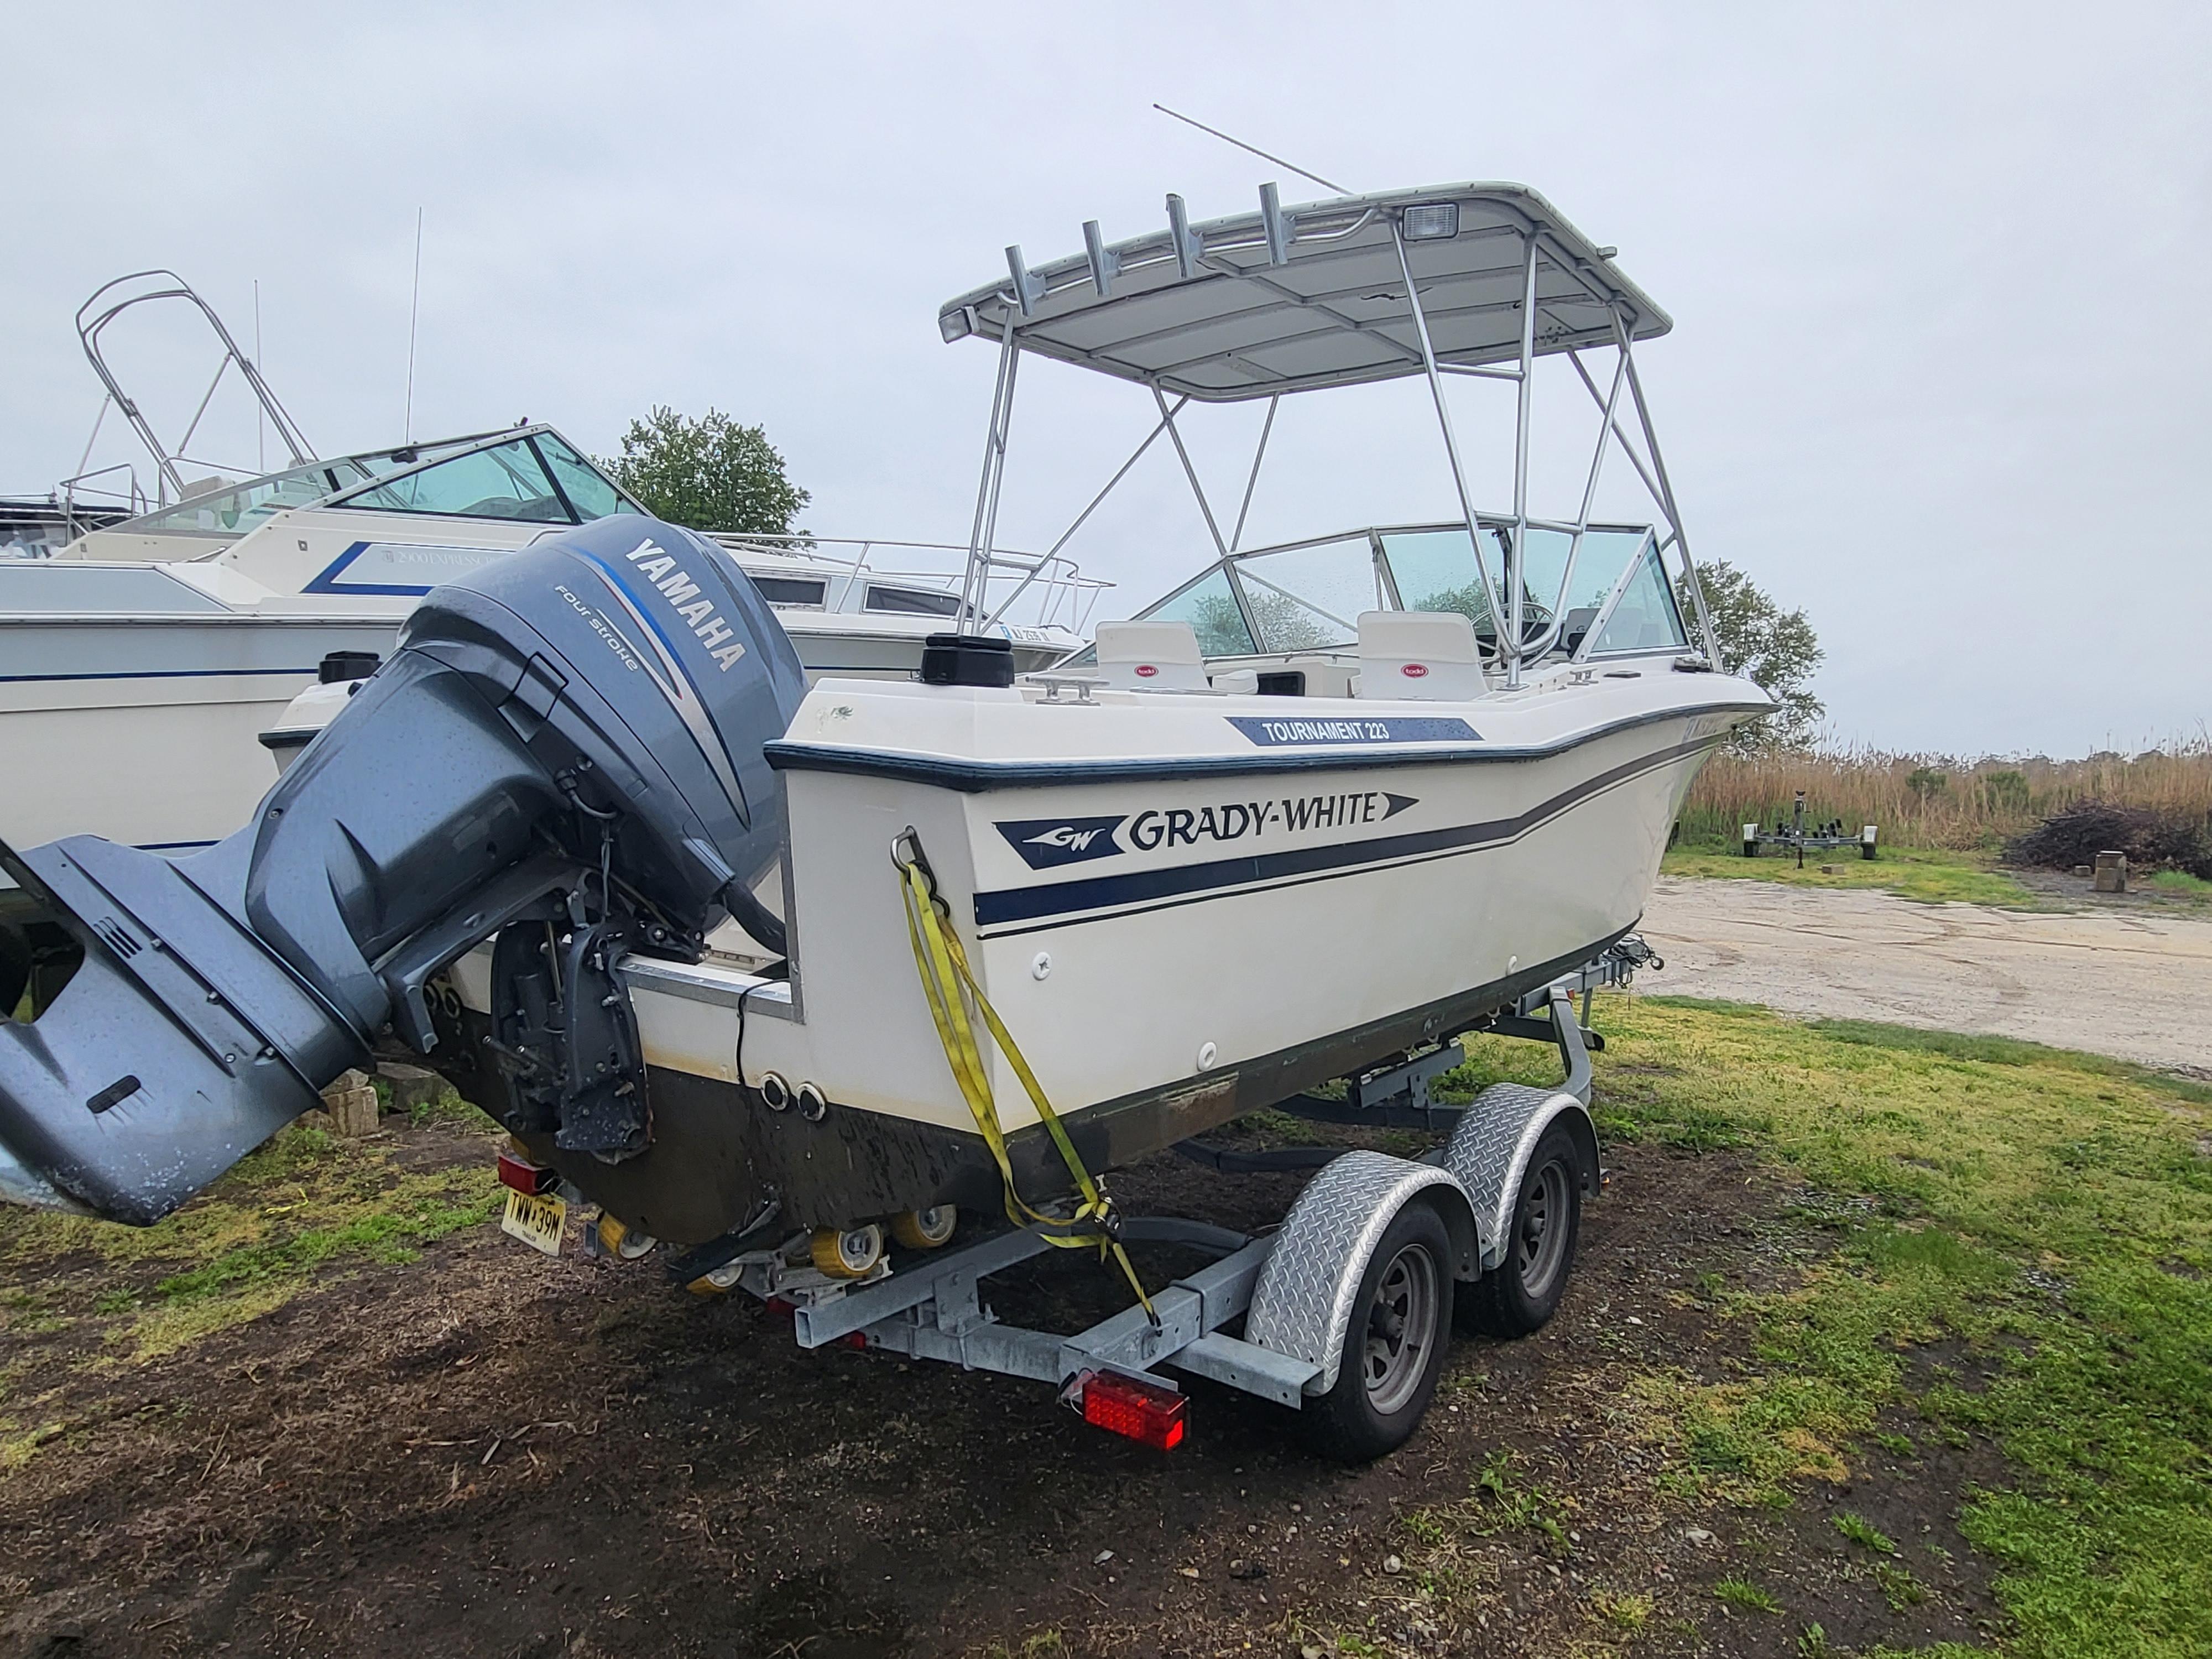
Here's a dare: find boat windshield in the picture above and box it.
[1133,520,1686,660]
[1142,565,1256,656]
[1230,536,1386,652]
[335,436,591,523]
[119,458,378,538]
[1380,526,1684,654]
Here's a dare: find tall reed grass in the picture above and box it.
[1680,731,2212,851]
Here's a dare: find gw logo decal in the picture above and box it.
[995,816,1129,869]
[1032,825,1111,852]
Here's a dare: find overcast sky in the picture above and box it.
[6,2,2206,758]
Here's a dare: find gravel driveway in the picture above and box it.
[1638,876,2212,1073]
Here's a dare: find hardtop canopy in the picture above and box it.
[938,182,1668,402]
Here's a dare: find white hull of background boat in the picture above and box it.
[0,604,1074,858]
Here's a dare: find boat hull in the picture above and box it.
[452,674,1762,1242]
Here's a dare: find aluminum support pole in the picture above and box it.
[1519,341,1629,661]
[1615,314,1722,666]
[1566,351,1668,532]
[1506,230,1540,686]
[1390,220,1506,662]
[1230,394,1280,552]
[1154,384,1229,560]
[960,322,1022,623]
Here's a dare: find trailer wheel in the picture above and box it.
[596,1214,658,1260]
[891,1206,957,1249]
[1301,1198,1453,1463]
[1458,1123,1581,1338]
[811,1223,885,1279]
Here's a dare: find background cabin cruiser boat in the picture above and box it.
[0,427,1100,864]
[0,270,1103,871]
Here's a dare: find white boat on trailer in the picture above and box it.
[0,181,1770,1460]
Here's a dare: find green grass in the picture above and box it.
[1406,998,2212,1658]
[2144,869,2212,896]
[0,1117,502,1364]
[1835,1511,1898,1554]
[1663,840,2038,907]
[1714,1577,1786,1614]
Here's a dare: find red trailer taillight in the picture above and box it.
[1078,1370,1187,1450]
[496,1149,556,1196]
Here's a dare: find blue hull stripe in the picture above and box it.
[972,733,1714,933]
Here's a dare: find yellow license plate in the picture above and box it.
[500,1188,567,1257]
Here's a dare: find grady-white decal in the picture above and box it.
[995,792,1418,869]
[622,536,748,670]
[1227,714,1480,746]
[1130,791,1417,849]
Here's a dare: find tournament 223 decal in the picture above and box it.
[997,790,1419,871]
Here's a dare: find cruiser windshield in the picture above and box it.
[119,459,377,538]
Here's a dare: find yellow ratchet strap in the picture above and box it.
[897,851,1155,1321]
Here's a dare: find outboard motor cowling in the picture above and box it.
[0,517,804,1223]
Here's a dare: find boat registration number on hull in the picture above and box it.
[500,1189,567,1256]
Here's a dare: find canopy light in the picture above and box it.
[1401,202,1459,241]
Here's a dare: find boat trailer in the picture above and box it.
[660,939,1650,1457]
[1743,790,1878,864]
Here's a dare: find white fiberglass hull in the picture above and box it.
[489,669,1768,1242]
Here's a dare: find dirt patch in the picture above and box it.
[0,1118,2008,1658]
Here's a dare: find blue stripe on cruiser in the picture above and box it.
[0,668,319,684]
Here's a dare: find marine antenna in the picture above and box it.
[1150,103,1349,195]
[404,207,424,442]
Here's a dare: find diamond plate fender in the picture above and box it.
[1244,1150,1478,1395]
[1440,1084,1598,1272]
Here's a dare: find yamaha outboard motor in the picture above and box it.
[0,517,804,1224]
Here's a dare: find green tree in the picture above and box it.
[601,406,810,537]
[1678,559,1824,751]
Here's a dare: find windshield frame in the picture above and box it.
[97,425,640,541]
[321,428,641,526]
[1134,516,1675,664]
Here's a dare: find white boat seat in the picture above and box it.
[1092,619,1212,691]
[1356,610,1490,700]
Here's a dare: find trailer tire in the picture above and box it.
[1300,1197,1454,1463]
[1458,1121,1582,1338]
